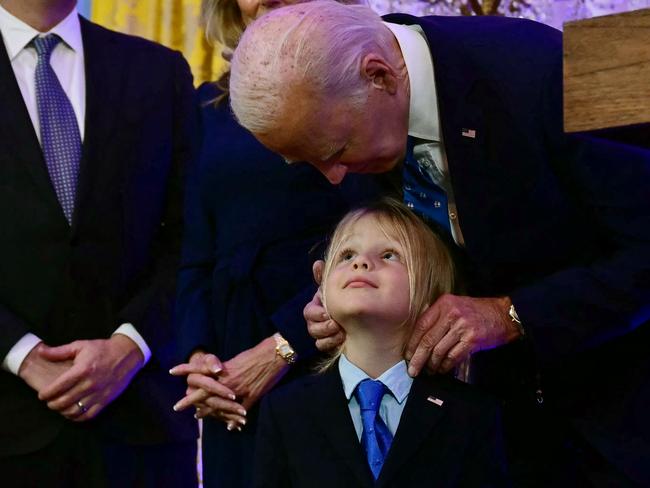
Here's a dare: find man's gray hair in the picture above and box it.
[230,0,393,135]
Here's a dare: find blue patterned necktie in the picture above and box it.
[33,34,81,224]
[402,136,451,235]
[354,379,394,480]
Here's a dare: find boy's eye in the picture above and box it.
[339,249,355,262]
[382,250,400,261]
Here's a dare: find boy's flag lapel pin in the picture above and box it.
[427,396,444,407]
[461,128,476,139]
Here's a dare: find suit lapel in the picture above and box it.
[306,367,374,488]
[73,18,124,233]
[415,16,489,260]
[0,38,62,214]
[376,375,448,487]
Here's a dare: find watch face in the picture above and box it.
[279,344,291,355]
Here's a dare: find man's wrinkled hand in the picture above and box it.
[37,334,144,421]
[304,289,345,352]
[405,295,522,377]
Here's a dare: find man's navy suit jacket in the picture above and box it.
[0,17,198,456]
[383,13,650,484]
[254,366,509,488]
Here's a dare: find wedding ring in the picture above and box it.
[77,400,88,414]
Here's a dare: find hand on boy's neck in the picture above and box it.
[405,294,522,377]
[304,288,346,352]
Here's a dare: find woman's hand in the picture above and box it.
[219,336,290,416]
[170,351,246,429]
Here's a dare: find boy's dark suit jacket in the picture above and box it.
[254,366,509,487]
[382,14,650,484]
[0,17,197,456]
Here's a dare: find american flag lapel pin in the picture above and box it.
[461,128,476,139]
[427,396,444,407]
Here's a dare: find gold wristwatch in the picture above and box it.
[273,333,297,364]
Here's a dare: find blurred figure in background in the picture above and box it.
[170,0,387,487]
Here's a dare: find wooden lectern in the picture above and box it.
[563,8,650,145]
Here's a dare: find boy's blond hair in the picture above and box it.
[319,198,455,369]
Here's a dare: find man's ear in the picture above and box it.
[360,53,399,94]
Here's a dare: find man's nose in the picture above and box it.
[323,163,348,185]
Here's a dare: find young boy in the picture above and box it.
[253,199,509,487]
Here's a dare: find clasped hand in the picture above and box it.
[18,335,144,421]
[170,336,289,431]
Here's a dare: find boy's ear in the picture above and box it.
[312,260,324,285]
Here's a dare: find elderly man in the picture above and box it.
[229,2,650,486]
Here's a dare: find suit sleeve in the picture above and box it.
[253,395,292,488]
[509,58,650,366]
[0,306,31,360]
[115,50,201,367]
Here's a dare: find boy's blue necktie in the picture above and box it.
[402,136,451,235]
[354,379,393,480]
[34,34,81,225]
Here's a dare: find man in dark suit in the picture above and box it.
[255,365,507,488]
[229,2,650,486]
[0,0,198,485]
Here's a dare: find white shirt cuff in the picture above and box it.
[113,323,151,366]
[2,333,42,375]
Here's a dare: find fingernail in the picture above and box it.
[236,426,242,432]
[229,394,236,400]
[226,423,233,431]
[211,366,222,374]
[239,418,247,426]
[194,413,199,419]
[173,404,179,411]
[408,366,416,377]
[168,368,175,375]
[238,409,247,416]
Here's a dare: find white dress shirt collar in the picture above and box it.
[339,353,413,405]
[0,4,82,60]
[383,21,439,142]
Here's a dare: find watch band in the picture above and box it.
[508,304,525,336]
[273,333,297,364]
